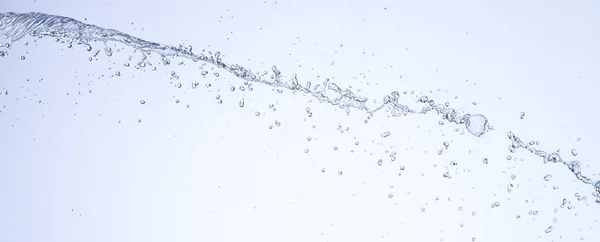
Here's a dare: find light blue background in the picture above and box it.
[1,0,599,241]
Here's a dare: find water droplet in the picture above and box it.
[239,101,244,107]
[176,83,182,88]
[381,131,391,138]
[307,136,312,141]
[338,171,343,175]
[255,112,260,116]
[483,158,488,164]
[175,99,180,104]
[0,51,6,57]
[140,100,145,104]
[377,159,383,166]
[333,146,338,150]
[400,166,405,170]
[545,226,554,233]
[388,194,393,198]
[571,149,578,156]
[115,71,120,76]
[520,112,525,119]
[304,149,309,153]
[230,86,235,91]
[465,114,488,137]
[544,174,552,181]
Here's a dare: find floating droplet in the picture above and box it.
[465,114,488,137]
[544,174,552,181]
[140,100,145,104]
[381,131,391,138]
[545,226,554,233]
[377,159,383,166]
[239,101,244,107]
[21,56,25,60]
[520,112,525,119]
[571,149,578,156]
[483,158,489,164]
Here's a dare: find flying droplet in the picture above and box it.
[140,100,145,104]
[465,114,488,137]
[544,174,552,181]
[571,149,578,156]
[545,226,554,233]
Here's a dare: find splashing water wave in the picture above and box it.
[1,12,598,202]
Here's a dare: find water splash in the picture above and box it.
[1,11,599,213]
[0,12,486,136]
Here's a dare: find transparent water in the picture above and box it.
[1,5,599,242]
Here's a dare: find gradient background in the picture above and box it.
[1,0,599,241]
